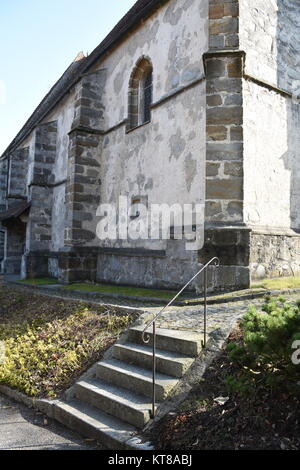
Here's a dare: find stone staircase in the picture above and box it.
[52,325,204,449]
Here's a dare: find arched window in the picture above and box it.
[127,57,153,131]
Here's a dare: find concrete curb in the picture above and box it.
[0,385,154,450]
[0,384,55,418]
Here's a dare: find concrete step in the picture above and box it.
[53,399,136,450]
[96,359,178,401]
[128,325,204,356]
[74,378,153,429]
[113,342,194,378]
[54,400,137,450]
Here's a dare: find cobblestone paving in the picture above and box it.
[138,293,300,336]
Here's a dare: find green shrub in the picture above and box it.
[227,296,300,384]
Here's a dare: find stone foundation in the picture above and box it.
[24,251,50,279]
[250,230,300,280]
[199,226,251,291]
[50,248,98,284]
[2,220,26,275]
[96,240,200,291]
[20,228,300,292]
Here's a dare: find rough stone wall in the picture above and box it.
[0,158,7,268]
[205,0,243,224]
[64,70,105,249]
[0,158,8,212]
[240,0,300,280]
[239,0,278,84]
[241,0,300,230]
[0,230,4,268]
[204,51,244,224]
[97,240,199,291]
[64,129,102,247]
[250,231,300,280]
[3,220,26,275]
[32,121,57,186]
[52,71,105,282]
[88,0,208,288]
[43,92,77,253]
[95,0,207,245]
[199,0,250,291]
[240,0,300,92]
[248,91,300,232]
[22,121,58,277]
[7,148,29,200]
[209,0,239,49]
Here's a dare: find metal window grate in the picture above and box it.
[143,70,152,123]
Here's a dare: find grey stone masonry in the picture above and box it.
[204,1,244,225]
[0,229,4,266]
[204,49,244,224]
[32,121,57,186]
[26,120,58,252]
[0,159,8,269]
[3,219,26,275]
[64,129,102,248]
[198,1,249,292]
[64,71,105,248]
[209,0,239,50]
[72,70,106,131]
[0,158,8,212]
[205,0,245,226]
[250,231,300,280]
[199,226,250,291]
[7,148,29,200]
[23,121,58,277]
[61,71,106,282]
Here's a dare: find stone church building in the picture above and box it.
[0,0,299,292]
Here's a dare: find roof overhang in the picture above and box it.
[0,201,31,222]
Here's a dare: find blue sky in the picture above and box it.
[0,0,136,155]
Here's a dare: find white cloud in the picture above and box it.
[0,80,6,105]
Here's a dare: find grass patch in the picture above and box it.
[0,286,136,398]
[60,282,185,300]
[19,278,59,286]
[252,276,300,290]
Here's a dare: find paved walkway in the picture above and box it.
[138,293,300,335]
[0,393,101,450]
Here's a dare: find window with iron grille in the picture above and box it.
[128,57,153,131]
[143,70,152,123]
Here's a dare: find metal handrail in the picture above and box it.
[142,257,220,418]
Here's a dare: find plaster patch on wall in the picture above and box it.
[163,3,183,26]
[169,129,186,161]
[185,152,197,192]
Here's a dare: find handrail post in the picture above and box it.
[142,257,220,419]
[152,321,156,418]
[203,268,207,348]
